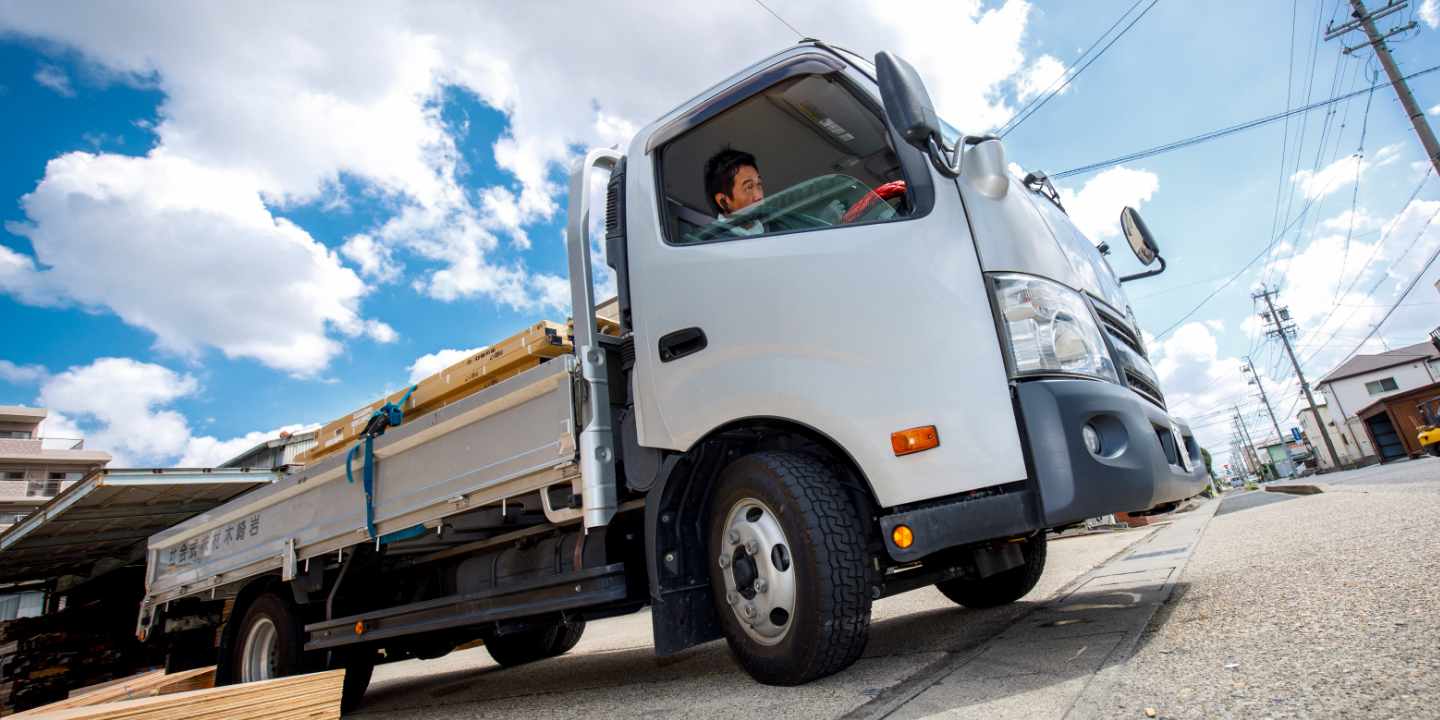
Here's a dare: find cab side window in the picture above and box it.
[658,73,914,245]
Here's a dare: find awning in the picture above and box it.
[0,468,278,587]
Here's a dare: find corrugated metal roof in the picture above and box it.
[1317,341,1440,385]
[0,468,278,585]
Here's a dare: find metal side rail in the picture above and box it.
[304,562,629,651]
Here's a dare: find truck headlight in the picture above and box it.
[990,274,1119,383]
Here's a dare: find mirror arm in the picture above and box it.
[925,133,997,179]
[1118,255,1166,283]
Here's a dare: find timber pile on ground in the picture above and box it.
[0,600,161,715]
[296,311,620,468]
[12,667,213,717]
[15,669,342,720]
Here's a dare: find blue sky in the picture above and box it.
[0,1,1437,470]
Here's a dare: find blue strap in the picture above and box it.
[344,435,378,540]
[344,384,419,544]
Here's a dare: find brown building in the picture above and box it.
[0,406,111,530]
[1354,381,1440,462]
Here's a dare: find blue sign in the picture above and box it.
[1291,427,1302,442]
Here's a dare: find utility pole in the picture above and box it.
[1254,286,1344,474]
[1326,0,1440,180]
[1243,357,1297,478]
[1233,406,1268,481]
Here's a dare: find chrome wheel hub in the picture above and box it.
[718,497,796,645]
[240,617,280,683]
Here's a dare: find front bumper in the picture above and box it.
[1016,378,1208,527]
[879,378,1207,562]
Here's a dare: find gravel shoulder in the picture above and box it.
[1093,458,1440,719]
[352,527,1159,719]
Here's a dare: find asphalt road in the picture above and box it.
[349,456,1438,719]
[351,527,1160,719]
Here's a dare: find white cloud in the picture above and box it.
[1203,319,1224,331]
[1015,54,1066,103]
[0,360,48,384]
[341,233,403,283]
[1420,0,1438,29]
[1277,197,1440,373]
[405,346,486,384]
[33,357,313,467]
[32,62,74,97]
[0,0,1054,321]
[2,152,394,377]
[1291,144,1401,201]
[1430,102,1440,117]
[1057,166,1160,241]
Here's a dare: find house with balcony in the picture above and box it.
[0,406,111,531]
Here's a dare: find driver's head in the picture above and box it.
[704,147,763,217]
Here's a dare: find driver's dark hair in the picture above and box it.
[703,147,758,214]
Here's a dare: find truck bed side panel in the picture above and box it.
[145,361,576,603]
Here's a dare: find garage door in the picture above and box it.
[1365,415,1407,462]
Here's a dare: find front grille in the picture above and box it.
[1126,370,1166,410]
[1098,311,1145,358]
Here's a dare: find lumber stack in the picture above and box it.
[295,311,622,468]
[14,667,214,717]
[16,669,342,720]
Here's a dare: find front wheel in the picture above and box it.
[707,452,871,686]
[935,534,1047,609]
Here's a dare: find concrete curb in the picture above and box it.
[1265,483,1331,495]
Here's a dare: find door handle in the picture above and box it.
[658,327,707,363]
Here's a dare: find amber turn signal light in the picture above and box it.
[892,525,914,549]
[891,426,939,456]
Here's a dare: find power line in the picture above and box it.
[1049,63,1440,179]
[997,0,1160,137]
[753,0,803,39]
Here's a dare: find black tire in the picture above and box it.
[229,592,318,684]
[706,452,871,686]
[338,652,375,714]
[485,620,586,667]
[935,534,1048,609]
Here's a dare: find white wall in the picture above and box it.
[1321,360,1438,420]
[1298,404,1368,469]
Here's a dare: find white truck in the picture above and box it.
[136,42,1206,710]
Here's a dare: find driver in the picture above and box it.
[703,147,765,236]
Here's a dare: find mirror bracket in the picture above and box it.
[926,133,997,179]
[1118,255,1166,283]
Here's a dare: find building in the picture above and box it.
[0,407,111,532]
[1355,380,1440,462]
[1297,403,1373,471]
[1315,341,1439,464]
[216,429,317,470]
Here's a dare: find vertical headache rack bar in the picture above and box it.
[567,148,622,529]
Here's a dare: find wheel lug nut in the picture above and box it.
[745,539,759,554]
[754,578,768,593]
[742,603,757,619]
[726,591,739,605]
[718,555,730,568]
[728,530,741,545]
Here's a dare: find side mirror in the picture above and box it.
[875,51,940,149]
[1117,207,1167,283]
[1120,206,1159,265]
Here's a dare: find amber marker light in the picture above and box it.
[355,621,365,636]
[891,426,940,456]
[892,525,914,549]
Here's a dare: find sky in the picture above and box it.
[0,0,1438,473]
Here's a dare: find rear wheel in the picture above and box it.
[935,535,1047,609]
[485,620,587,667]
[233,593,314,684]
[706,452,871,686]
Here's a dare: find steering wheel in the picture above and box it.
[839,181,907,224]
